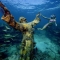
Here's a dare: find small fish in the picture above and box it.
[4,40,10,42]
[5,34,12,37]
[5,26,10,29]
[3,30,7,32]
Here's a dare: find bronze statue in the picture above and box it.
[0,2,41,60]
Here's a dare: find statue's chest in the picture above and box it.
[22,24,32,30]
[20,23,33,33]
[23,24,28,28]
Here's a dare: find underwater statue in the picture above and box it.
[38,14,57,30]
[0,2,41,60]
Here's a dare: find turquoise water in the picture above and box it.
[0,0,60,60]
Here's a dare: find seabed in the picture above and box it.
[0,25,60,60]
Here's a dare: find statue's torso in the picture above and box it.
[19,23,34,58]
[21,23,34,41]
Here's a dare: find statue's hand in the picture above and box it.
[0,1,5,8]
[0,1,2,7]
[36,12,42,17]
[36,12,40,17]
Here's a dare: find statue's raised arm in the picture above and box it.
[0,2,22,30]
[30,12,41,27]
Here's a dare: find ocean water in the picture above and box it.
[0,0,60,60]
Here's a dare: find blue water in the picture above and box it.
[0,0,60,27]
[0,0,60,60]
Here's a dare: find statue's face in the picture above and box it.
[20,19,27,23]
[19,17,27,23]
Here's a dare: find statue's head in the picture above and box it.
[50,14,56,19]
[19,17,27,23]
